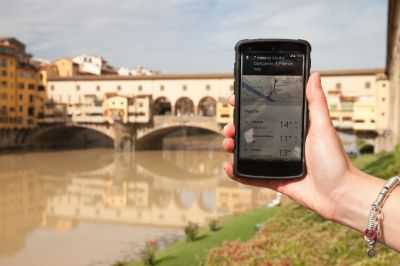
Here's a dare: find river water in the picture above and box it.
[0,147,277,266]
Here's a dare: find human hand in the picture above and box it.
[223,73,359,220]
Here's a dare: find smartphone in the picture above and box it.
[233,39,311,179]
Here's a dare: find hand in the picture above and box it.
[223,73,359,220]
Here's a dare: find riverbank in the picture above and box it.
[122,148,400,266]
[122,207,281,266]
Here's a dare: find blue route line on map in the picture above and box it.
[242,81,276,102]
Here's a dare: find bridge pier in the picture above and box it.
[113,122,135,152]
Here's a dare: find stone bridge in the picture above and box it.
[17,116,223,151]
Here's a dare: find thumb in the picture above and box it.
[306,72,333,131]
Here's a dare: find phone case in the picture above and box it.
[233,39,311,179]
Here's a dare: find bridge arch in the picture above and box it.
[135,120,223,150]
[28,124,115,149]
[153,96,172,116]
[197,96,217,117]
[175,97,194,116]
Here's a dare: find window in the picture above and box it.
[19,106,23,112]
[29,95,34,103]
[28,83,35,90]
[382,97,386,102]
[96,85,100,91]
[1,93,7,100]
[138,85,142,91]
[1,59,6,67]
[160,85,164,91]
[335,82,341,89]
[329,104,338,110]
[18,83,24,89]
[139,103,143,107]
[382,112,385,116]
[342,116,352,121]
[28,107,34,116]
[50,85,54,91]
[383,83,386,88]
[76,85,80,91]
[1,81,6,88]
[365,82,371,89]
[206,84,210,90]
[370,119,375,123]
[182,85,187,91]
[19,94,23,100]
[1,70,6,77]
[117,85,121,91]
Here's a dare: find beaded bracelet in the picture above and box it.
[364,176,400,257]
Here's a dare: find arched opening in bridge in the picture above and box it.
[197,96,216,117]
[32,126,114,149]
[175,97,194,116]
[153,97,172,115]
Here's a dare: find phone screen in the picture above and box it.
[239,51,305,163]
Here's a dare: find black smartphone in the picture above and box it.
[233,39,311,179]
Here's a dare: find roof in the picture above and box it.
[0,37,25,49]
[47,68,384,82]
[318,68,385,76]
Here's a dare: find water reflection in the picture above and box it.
[0,149,277,265]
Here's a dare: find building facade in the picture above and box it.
[47,70,390,131]
[0,37,44,129]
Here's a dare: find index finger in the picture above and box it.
[228,95,235,106]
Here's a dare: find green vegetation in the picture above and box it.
[184,222,200,241]
[128,207,280,266]
[206,204,400,265]
[353,144,400,179]
[206,147,400,265]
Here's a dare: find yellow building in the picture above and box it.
[0,37,43,129]
[53,58,78,77]
[216,101,233,124]
[0,42,17,128]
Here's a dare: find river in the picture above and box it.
[0,147,278,266]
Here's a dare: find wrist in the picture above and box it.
[330,169,385,233]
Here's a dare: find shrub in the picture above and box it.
[208,219,219,231]
[184,222,199,241]
[141,239,158,266]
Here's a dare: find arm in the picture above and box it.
[223,72,400,252]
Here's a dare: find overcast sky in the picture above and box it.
[0,0,388,73]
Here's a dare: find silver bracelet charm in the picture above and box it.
[365,176,400,257]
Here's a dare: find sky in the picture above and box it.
[0,0,388,73]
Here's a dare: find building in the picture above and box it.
[387,0,400,146]
[0,37,44,129]
[117,66,158,76]
[72,54,117,76]
[47,70,390,129]
[53,58,78,77]
[47,73,234,122]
